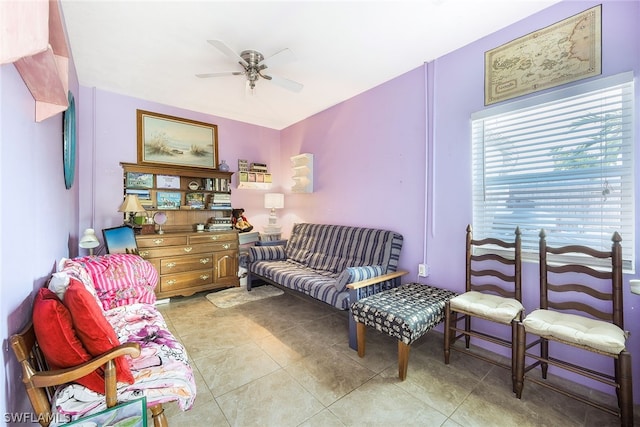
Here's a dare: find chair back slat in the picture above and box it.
[547,301,613,322]
[471,268,517,283]
[547,283,613,301]
[548,264,613,280]
[466,225,522,302]
[471,253,517,265]
[539,229,623,329]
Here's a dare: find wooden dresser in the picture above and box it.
[136,230,239,299]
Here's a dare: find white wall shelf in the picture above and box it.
[237,182,272,190]
[291,153,313,193]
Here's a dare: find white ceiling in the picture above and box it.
[60,0,561,130]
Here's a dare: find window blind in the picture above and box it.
[472,73,634,270]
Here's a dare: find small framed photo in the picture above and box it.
[102,226,139,255]
[126,172,153,188]
[156,175,180,189]
[157,191,181,209]
[186,192,205,209]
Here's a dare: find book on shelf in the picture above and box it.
[212,193,231,201]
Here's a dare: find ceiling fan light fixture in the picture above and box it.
[197,40,303,93]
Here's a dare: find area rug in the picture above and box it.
[206,285,284,308]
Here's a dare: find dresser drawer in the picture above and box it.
[161,254,213,274]
[189,232,237,244]
[138,243,226,259]
[136,235,188,248]
[160,270,214,292]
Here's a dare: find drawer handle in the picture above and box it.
[200,258,211,264]
[222,243,231,249]
[210,235,219,240]
[166,262,177,269]
[139,251,149,257]
[153,239,164,245]
[183,247,193,253]
[199,274,210,281]
[166,279,177,285]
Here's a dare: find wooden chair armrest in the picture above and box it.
[29,342,141,389]
[346,270,408,290]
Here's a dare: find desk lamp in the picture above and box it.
[264,193,284,234]
[79,228,100,255]
[118,194,146,226]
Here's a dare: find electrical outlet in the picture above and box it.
[418,263,429,277]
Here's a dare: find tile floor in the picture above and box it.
[154,286,638,427]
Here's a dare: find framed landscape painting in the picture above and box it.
[137,110,219,169]
[66,397,146,426]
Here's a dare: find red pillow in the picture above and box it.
[64,279,134,385]
[32,288,105,393]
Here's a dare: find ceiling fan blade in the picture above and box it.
[207,40,248,67]
[265,74,304,93]
[259,48,295,69]
[196,71,243,78]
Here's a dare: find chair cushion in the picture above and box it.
[64,279,135,385]
[523,309,627,354]
[449,291,524,324]
[32,288,106,393]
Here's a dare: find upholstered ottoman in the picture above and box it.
[351,283,458,380]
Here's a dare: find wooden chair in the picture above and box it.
[444,225,523,390]
[515,230,633,426]
[10,322,168,427]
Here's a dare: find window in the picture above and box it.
[472,73,634,270]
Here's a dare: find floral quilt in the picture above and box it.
[51,303,196,421]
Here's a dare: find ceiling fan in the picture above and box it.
[196,40,304,93]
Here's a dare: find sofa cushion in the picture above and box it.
[32,288,106,393]
[335,265,384,292]
[249,245,287,262]
[64,279,135,385]
[306,225,395,273]
[57,258,104,309]
[72,254,158,310]
[285,224,317,264]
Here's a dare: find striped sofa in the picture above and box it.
[247,223,405,349]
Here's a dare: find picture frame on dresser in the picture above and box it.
[102,226,139,254]
[136,109,219,169]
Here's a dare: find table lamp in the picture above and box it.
[118,194,146,226]
[79,228,100,255]
[264,193,284,234]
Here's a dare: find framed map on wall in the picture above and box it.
[485,5,601,105]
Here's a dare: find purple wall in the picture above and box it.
[281,0,640,401]
[1,45,80,423]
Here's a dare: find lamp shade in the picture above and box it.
[118,194,146,213]
[79,228,100,249]
[264,193,284,209]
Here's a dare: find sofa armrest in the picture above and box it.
[346,270,409,291]
[249,245,287,262]
[11,321,141,413]
[28,342,141,389]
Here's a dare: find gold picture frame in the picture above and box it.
[485,5,601,105]
[137,110,219,169]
